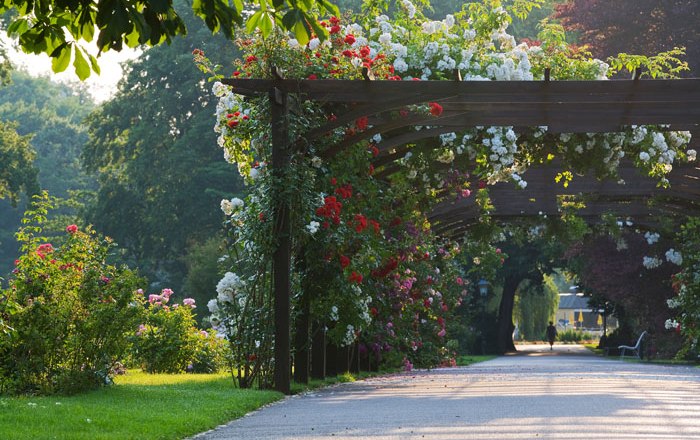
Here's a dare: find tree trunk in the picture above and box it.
[497,276,520,353]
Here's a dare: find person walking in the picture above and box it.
[546,321,557,351]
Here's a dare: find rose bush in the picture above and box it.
[0,193,144,395]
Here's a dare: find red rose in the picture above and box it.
[344,34,356,45]
[66,224,78,234]
[330,25,341,34]
[355,116,368,131]
[307,74,318,80]
[349,271,363,284]
[429,102,443,116]
[340,255,351,269]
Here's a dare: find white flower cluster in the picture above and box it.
[636,129,680,168]
[220,197,244,216]
[665,248,683,265]
[401,0,416,18]
[642,256,662,269]
[330,305,339,322]
[306,221,320,234]
[216,272,245,303]
[664,318,680,330]
[687,149,697,162]
[644,231,660,245]
[343,324,356,346]
[359,295,373,325]
[667,297,681,309]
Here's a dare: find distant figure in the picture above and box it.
[546,321,558,350]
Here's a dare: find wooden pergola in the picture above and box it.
[222,73,700,393]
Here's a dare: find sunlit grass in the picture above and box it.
[0,371,282,440]
[456,355,497,366]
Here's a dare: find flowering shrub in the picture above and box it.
[668,218,700,358]
[0,193,144,395]
[194,0,696,384]
[131,290,221,373]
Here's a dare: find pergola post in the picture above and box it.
[270,83,291,394]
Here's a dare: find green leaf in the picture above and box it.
[73,47,90,80]
[7,18,29,37]
[282,9,311,45]
[88,53,101,75]
[246,10,263,34]
[50,43,72,73]
[292,20,311,45]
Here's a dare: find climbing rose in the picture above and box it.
[349,271,363,283]
[66,224,78,234]
[429,102,443,116]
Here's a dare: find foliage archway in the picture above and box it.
[195,0,699,391]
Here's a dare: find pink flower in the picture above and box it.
[136,324,146,336]
[66,224,78,234]
[456,277,464,285]
[37,243,54,253]
[161,288,174,297]
[438,328,447,338]
[148,294,161,304]
[183,298,196,308]
[200,330,209,337]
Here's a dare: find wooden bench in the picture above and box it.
[618,331,648,360]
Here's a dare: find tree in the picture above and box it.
[0,121,37,206]
[566,231,677,336]
[514,274,559,340]
[1,0,339,79]
[82,0,244,292]
[554,0,699,76]
[0,71,94,277]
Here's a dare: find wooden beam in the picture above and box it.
[270,84,291,395]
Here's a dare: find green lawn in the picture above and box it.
[456,355,497,366]
[0,357,498,439]
[0,371,282,440]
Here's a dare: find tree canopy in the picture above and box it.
[0,71,95,277]
[1,0,338,79]
[554,0,699,76]
[82,1,244,292]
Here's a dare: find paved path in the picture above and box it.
[193,344,700,439]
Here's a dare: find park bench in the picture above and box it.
[618,331,648,360]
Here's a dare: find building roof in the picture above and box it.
[558,294,592,310]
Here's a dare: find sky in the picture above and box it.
[10,44,140,103]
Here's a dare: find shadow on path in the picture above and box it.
[193,344,700,440]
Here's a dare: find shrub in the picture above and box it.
[0,193,144,395]
[556,328,596,343]
[131,291,227,373]
[190,329,230,373]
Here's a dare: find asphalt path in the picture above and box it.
[193,344,700,439]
